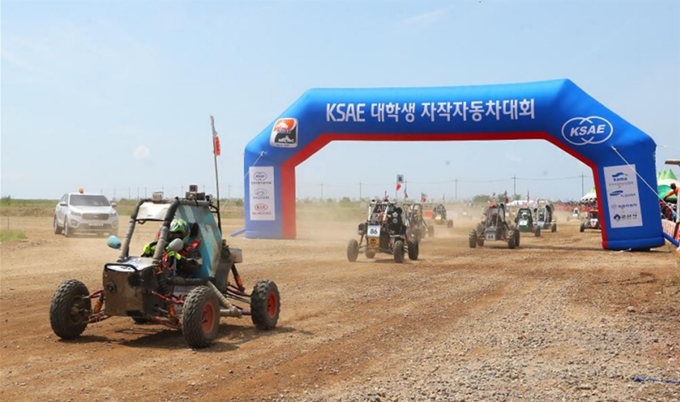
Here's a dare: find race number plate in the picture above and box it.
[519,220,528,225]
[366,225,381,238]
[89,222,104,226]
[485,233,496,241]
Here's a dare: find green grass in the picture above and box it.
[0,229,27,243]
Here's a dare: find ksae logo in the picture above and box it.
[254,203,269,211]
[270,118,298,148]
[561,116,614,146]
[253,172,268,181]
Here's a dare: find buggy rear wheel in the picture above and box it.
[393,240,405,263]
[580,223,585,233]
[551,224,557,233]
[447,220,453,228]
[50,279,91,340]
[251,280,280,330]
[428,226,434,237]
[346,239,359,262]
[182,286,220,349]
[534,227,541,237]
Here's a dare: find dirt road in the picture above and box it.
[1,215,679,401]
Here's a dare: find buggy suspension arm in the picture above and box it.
[207,281,242,318]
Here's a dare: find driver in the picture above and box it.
[142,218,202,276]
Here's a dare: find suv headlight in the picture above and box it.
[71,211,82,217]
[109,212,117,217]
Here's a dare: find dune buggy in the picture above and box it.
[566,207,580,222]
[534,202,557,233]
[468,203,519,249]
[431,204,453,229]
[580,209,601,232]
[404,202,431,242]
[514,207,541,237]
[347,199,418,263]
[49,187,281,349]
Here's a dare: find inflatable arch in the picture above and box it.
[243,79,664,251]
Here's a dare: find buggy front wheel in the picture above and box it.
[50,279,91,340]
[182,286,220,349]
[251,280,280,330]
[347,239,359,262]
[407,240,419,260]
[468,229,477,248]
[393,240,405,263]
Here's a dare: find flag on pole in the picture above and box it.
[421,192,427,203]
[210,115,221,157]
[396,174,404,191]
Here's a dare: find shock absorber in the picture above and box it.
[93,292,104,314]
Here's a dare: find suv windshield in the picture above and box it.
[70,194,110,207]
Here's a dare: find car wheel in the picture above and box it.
[53,216,63,235]
[63,219,72,238]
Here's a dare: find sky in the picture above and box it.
[2,0,679,202]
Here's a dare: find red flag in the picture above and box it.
[213,135,221,156]
[210,115,221,156]
[396,174,404,191]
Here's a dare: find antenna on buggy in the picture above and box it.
[210,115,223,233]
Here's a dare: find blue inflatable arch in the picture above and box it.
[243,79,664,251]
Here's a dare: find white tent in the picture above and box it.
[580,186,597,203]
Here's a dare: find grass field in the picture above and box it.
[0,229,27,243]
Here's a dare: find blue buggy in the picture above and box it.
[49,188,281,348]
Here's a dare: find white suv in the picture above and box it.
[54,192,119,237]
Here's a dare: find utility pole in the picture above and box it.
[513,175,517,199]
[455,178,458,201]
[359,181,362,200]
[320,183,324,200]
[228,184,231,198]
[581,173,585,196]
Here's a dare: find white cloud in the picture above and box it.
[133,145,151,161]
[400,9,447,27]
[1,172,27,183]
